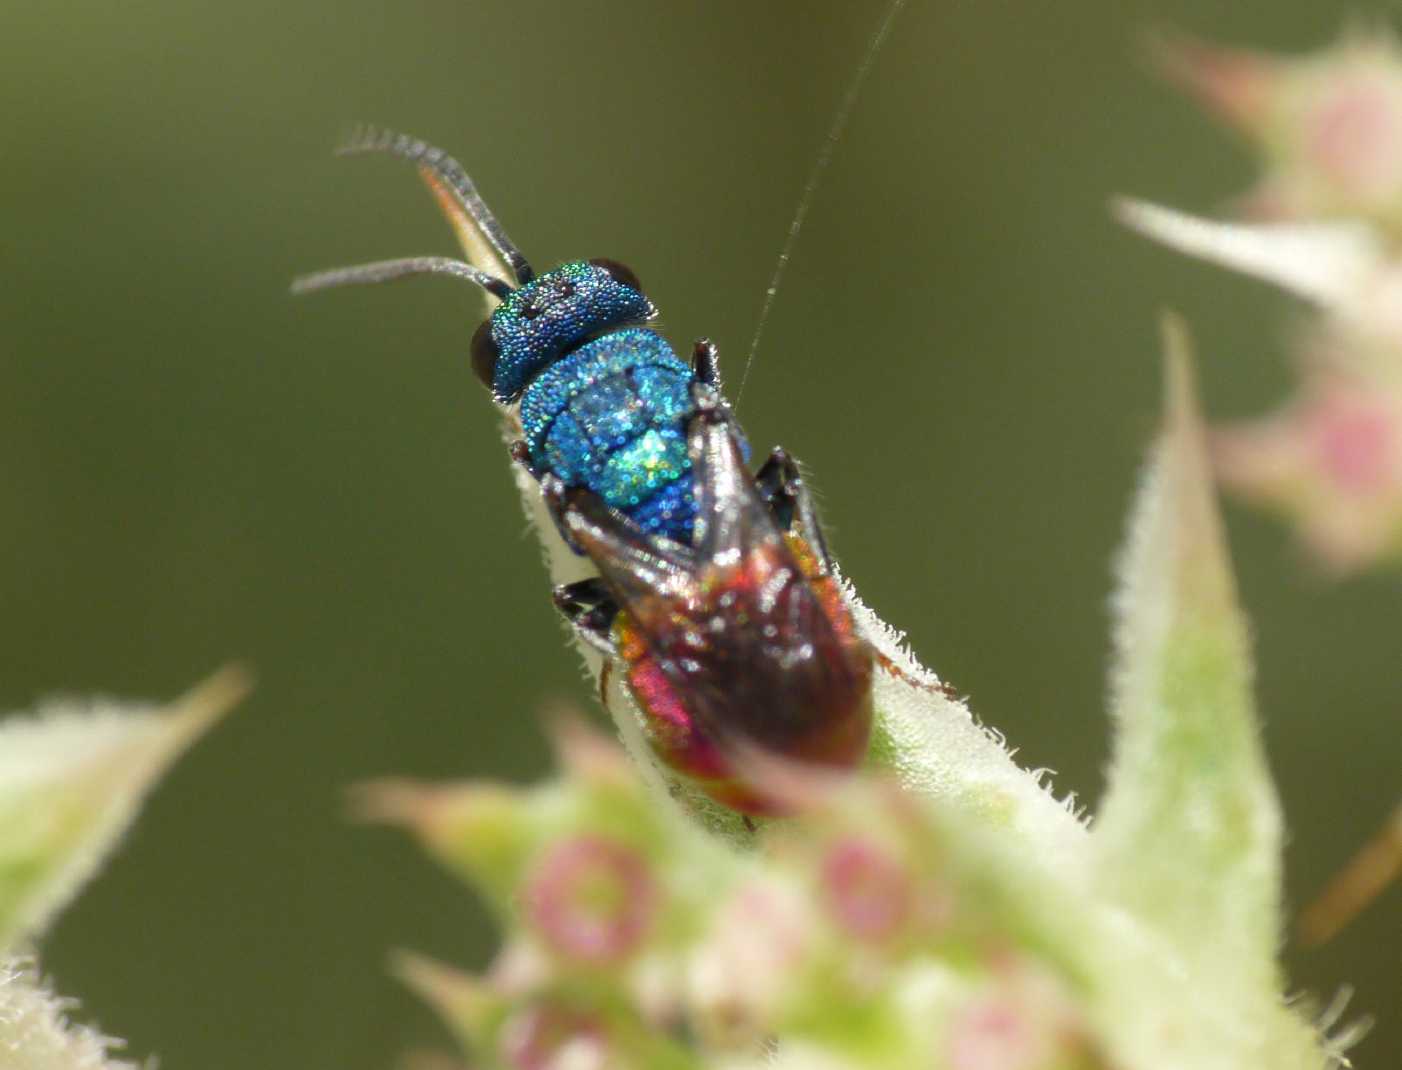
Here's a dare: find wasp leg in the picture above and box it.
[540,474,697,610]
[753,446,833,571]
[686,383,782,561]
[553,578,619,656]
[691,338,721,387]
[509,439,543,481]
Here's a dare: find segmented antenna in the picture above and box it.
[735,0,909,409]
[339,125,535,285]
[291,256,515,300]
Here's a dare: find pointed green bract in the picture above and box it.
[1114,198,1382,306]
[0,960,136,1070]
[0,668,249,950]
[0,670,248,1068]
[1097,316,1284,993]
[391,952,496,1057]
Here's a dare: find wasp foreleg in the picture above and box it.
[754,447,832,570]
[691,338,721,387]
[509,439,544,481]
[540,474,697,612]
[552,577,619,656]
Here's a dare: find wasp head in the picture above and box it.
[473,260,655,403]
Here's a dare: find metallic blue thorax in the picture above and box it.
[520,329,697,543]
[495,265,698,545]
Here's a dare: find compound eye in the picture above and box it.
[470,319,500,390]
[588,258,644,295]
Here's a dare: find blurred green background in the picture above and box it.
[2,0,1396,1066]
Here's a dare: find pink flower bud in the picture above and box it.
[1214,376,1402,571]
[820,836,914,943]
[946,964,1094,1070]
[949,998,1040,1070]
[1158,29,1402,222]
[523,836,657,965]
[1307,385,1400,493]
[1302,64,1402,205]
[687,877,814,1045]
[498,1004,606,1070]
